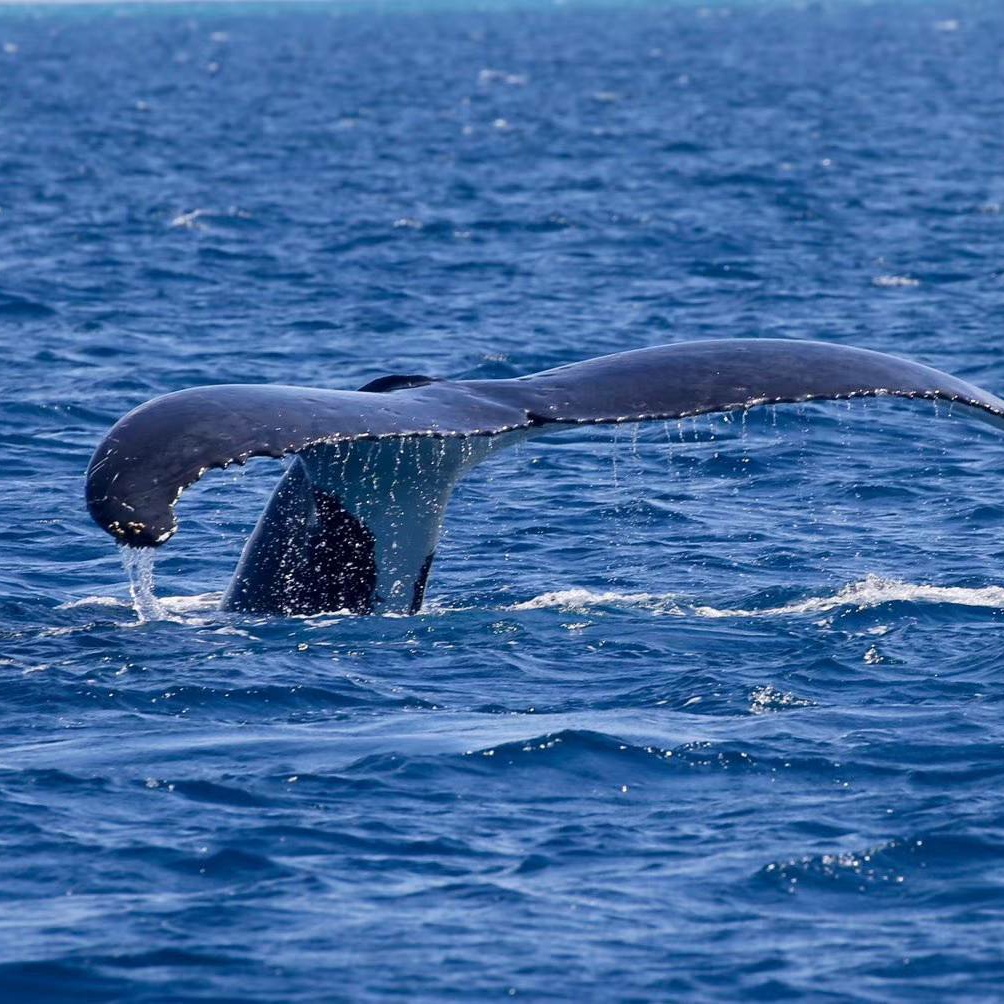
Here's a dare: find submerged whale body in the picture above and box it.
[85,339,1004,616]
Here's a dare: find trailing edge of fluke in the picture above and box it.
[85,339,1004,615]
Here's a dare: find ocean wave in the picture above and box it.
[0,291,55,321]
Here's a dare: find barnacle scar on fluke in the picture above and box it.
[85,339,1004,616]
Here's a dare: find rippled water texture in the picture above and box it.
[4,0,1004,999]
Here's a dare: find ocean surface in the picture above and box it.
[3,0,1004,998]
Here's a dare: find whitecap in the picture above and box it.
[170,208,209,229]
[478,68,527,86]
[872,274,920,288]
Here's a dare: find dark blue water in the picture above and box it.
[4,0,1004,998]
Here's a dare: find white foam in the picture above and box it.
[170,208,209,229]
[64,579,1004,628]
[478,68,527,86]
[694,574,1004,619]
[509,589,684,614]
[159,592,223,615]
[169,206,251,230]
[57,592,221,628]
[58,595,131,611]
[509,575,1004,621]
[873,274,920,288]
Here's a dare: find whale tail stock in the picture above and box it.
[222,434,510,615]
[85,339,1004,615]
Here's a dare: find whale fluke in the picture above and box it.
[85,339,1004,615]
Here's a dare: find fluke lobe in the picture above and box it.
[85,339,1004,615]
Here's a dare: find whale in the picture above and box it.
[85,339,1004,616]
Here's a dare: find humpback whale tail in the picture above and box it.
[85,339,1004,616]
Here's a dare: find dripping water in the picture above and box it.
[610,425,620,488]
[120,546,168,622]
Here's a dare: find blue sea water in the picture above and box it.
[3,0,1004,998]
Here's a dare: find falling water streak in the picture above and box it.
[120,546,169,622]
[339,441,352,485]
[610,425,621,490]
[389,439,404,508]
[364,440,378,495]
[798,406,817,524]
[662,421,677,477]
[839,398,852,459]
[740,408,753,485]
[383,441,400,516]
